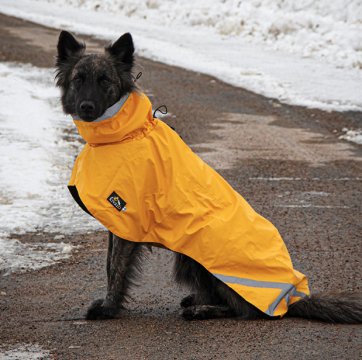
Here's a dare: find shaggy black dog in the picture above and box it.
[55,31,362,323]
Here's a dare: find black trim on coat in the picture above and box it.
[68,185,93,216]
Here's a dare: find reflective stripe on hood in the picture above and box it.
[68,92,309,317]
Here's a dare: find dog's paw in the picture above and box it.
[180,294,196,308]
[85,299,125,320]
[182,305,235,320]
[181,305,207,320]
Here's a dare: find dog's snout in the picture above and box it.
[80,101,95,112]
[77,99,100,121]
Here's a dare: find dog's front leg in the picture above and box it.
[86,232,149,320]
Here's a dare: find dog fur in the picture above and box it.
[55,31,362,323]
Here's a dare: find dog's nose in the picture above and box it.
[80,101,95,112]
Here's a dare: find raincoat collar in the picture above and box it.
[72,92,155,146]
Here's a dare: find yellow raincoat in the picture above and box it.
[69,92,309,317]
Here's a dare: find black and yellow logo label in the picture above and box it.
[107,191,126,212]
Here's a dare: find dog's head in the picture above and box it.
[55,31,136,122]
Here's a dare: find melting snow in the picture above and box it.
[339,128,362,144]
[0,344,53,360]
[0,63,103,274]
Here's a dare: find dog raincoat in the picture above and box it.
[68,92,310,317]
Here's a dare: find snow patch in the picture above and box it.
[0,236,78,275]
[339,128,362,145]
[0,344,53,360]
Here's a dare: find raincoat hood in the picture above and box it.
[73,93,155,145]
[69,92,309,317]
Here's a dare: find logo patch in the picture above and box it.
[107,191,127,212]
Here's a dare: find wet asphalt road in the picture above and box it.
[0,13,361,360]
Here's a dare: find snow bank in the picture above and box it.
[0,62,103,273]
[0,62,102,235]
[41,0,362,72]
[0,0,361,112]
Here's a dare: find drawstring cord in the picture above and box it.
[153,105,168,118]
[135,74,180,137]
[134,73,183,138]
[134,72,142,82]
[153,104,183,140]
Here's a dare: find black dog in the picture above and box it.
[55,31,362,323]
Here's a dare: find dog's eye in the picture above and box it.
[73,77,82,84]
[100,79,110,86]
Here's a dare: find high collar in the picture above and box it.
[72,92,156,146]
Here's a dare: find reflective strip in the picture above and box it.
[293,291,308,299]
[68,185,92,217]
[266,283,296,316]
[285,294,290,309]
[213,273,308,316]
[72,93,130,122]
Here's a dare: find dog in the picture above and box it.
[55,31,362,323]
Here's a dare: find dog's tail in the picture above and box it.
[286,291,362,323]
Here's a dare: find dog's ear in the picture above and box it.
[57,31,85,63]
[55,31,85,89]
[106,33,135,65]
